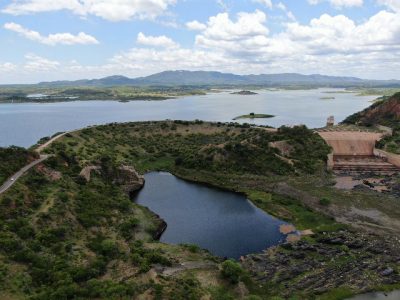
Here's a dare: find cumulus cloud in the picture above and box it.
[2,0,177,21]
[252,0,273,9]
[378,0,400,12]
[24,54,60,71]
[285,11,400,55]
[308,0,363,8]
[4,22,99,45]
[137,32,178,48]
[276,2,296,21]
[186,20,207,31]
[195,10,270,56]
[0,62,17,72]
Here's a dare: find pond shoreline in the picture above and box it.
[132,172,287,259]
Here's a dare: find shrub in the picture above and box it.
[220,260,244,284]
[319,198,331,206]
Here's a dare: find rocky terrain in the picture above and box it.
[242,230,400,297]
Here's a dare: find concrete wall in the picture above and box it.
[327,152,334,171]
[318,131,383,156]
[374,149,400,168]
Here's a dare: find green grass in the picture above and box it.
[247,190,340,231]
[316,287,355,300]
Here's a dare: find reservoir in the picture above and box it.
[0,89,376,147]
[133,172,287,259]
[348,290,400,300]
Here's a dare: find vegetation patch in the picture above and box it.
[233,113,275,120]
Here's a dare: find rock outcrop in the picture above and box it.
[79,166,101,182]
[79,165,145,195]
[113,165,145,195]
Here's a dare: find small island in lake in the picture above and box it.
[320,96,335,100]
[231,90,258,95]
[233,112,275,120]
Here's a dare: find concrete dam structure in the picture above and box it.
[318,130,400,174]
[318,131,382,156]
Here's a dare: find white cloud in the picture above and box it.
[308,0,363,8]
[137,32,178,48]
[195,10,269,49]
[0,62,17,72]
[285,11,400,54]
[24,54,60,71]
[276,2,296,21]
[2,0,177,21]
[378,0,400,12]
[252,0,273,9]
[186,20,207,31]
[4,22,99,45]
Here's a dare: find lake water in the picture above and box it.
[0,89,376,147]
[348,290,400,300]
[133,172,287,259]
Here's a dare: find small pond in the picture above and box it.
[133,172,288,259]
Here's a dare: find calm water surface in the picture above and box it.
[0,89,376,147]
[133,172,287,259]
[348,290,400,300]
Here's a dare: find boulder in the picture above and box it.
[114,165,145,195]
[380,267,394,276]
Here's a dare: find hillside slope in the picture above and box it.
[343,92,400,153]
[344,92,400,127]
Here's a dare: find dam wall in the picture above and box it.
[374,149,400,168]
[318,132,383,156]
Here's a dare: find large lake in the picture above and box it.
[133,172,287,259]
[0,89,376,147]
[348,290,400,300]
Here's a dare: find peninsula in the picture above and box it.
[1,108,400,299]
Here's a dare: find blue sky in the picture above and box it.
[0,0,399,83]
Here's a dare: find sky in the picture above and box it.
[0,0,399,83]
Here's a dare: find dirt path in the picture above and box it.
[159,261,217,276]
[35,131,70,153]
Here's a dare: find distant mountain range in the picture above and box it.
[37,70,400,88]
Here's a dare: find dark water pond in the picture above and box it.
[133,172,287,259]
